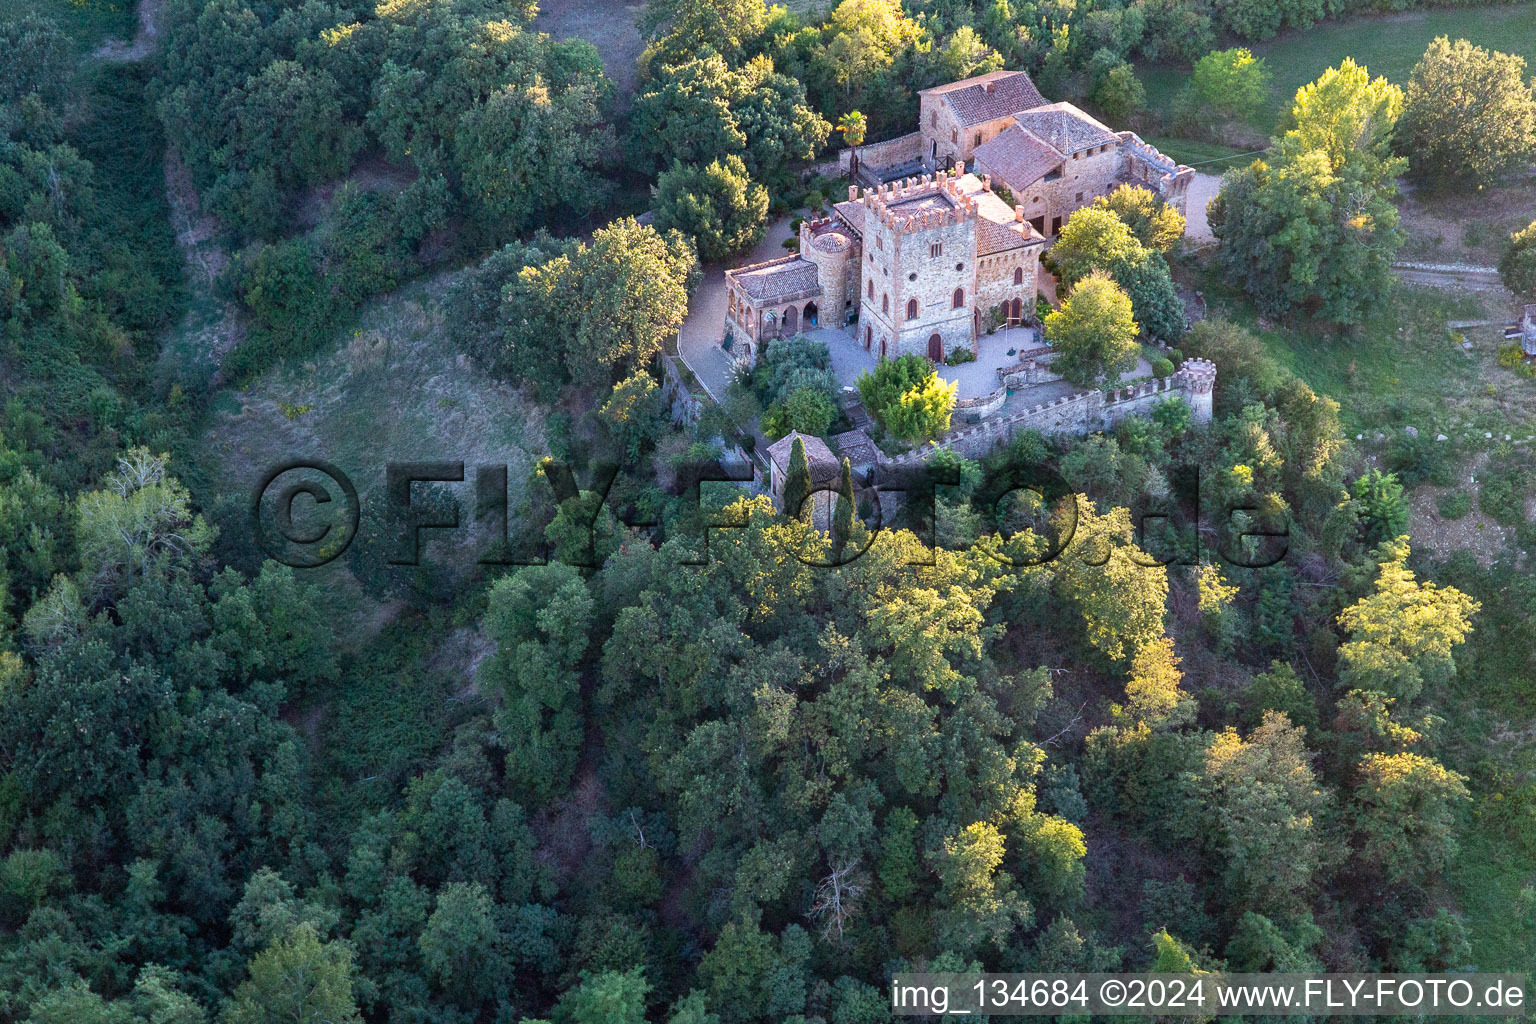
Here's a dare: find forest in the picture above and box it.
[0,0,1534,1020]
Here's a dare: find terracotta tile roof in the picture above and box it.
[955,174,1043,255]
[972,123,1064,191]
[831,429,880,468]
[766,431,840,480]
[922,70,1047,128]
[727,256,822,303]
[1013,102,1119,155]
[831,200,865,237]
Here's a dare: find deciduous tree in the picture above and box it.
[1499,219,1536,299]
[1045,273,1140,387]
[1398,37,1536,189]
[1351,752,1470,885]
[1188,47,1271,122]
[653,155,769,262]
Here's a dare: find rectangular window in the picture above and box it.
[974,132,982,146]
[930,242,942,258]
[1075,192,1083,203]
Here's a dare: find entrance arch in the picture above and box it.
[927,333,943,361]
[1010,297,1023,324]
[782,305,798,336]
[803,301,817,327]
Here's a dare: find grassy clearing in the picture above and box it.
[1140,3,1536,141]
[1251,5,1536,128]
[3,0,135,51]
[1432,559,1536,971]
[195,271,550,641]
[1398,179,1536,267]
[1193,272,1492,432]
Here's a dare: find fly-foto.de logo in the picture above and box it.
[250,458,1294,570]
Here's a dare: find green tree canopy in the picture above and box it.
[1498,218,1536,299]
[1351,752,1470,885]
[1336,537,1479,704]
[1044,273,1140,387]
[223,925,362,1024]
[1193,712,1329,914]
[1189,47,1271,121]
[1398,36,1536,189]
[653,155,769,262]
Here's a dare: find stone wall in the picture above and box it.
[882,359,1216,466]
[661,355,705,426]
[839,132,926,177]
[1117,132,1194,216]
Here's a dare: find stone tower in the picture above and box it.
[1178,358,1217,424]
[857,166,979,362]
[799,217,855,327]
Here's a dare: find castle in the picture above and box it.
[723,69,1194,367]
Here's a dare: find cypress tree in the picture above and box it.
[833,457,855,554]
[782,436,812,521]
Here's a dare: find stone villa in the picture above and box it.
[721,68,1194,368]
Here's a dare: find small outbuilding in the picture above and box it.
[766,431,840,522]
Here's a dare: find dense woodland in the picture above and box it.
[1,0,1535,1021]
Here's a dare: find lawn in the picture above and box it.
[1141,3,1536,138]
[1190,270,1504,433]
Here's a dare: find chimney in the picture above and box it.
[1014,204,1025,222]
[954,160,965,176]
[982,173,991,190]
[848,185,858,201]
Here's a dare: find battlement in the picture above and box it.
[845,164,981,234]
[1175,357,1217,394]
[880,359,1217,466]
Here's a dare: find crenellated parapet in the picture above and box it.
[879,359,1218,465]
[848,166,982,234]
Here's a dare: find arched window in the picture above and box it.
[881,294,889,314]
[952,288,965,309]
[906,297,918,319]
[864,325,872,349]
[1013,266,1024,285]
[867,279,874,299]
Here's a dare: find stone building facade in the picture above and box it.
[729,67,1194,369]
[724,165,1045,365]
[839,69,1193,231]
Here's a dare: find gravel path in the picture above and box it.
[1183,172,1223,245]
